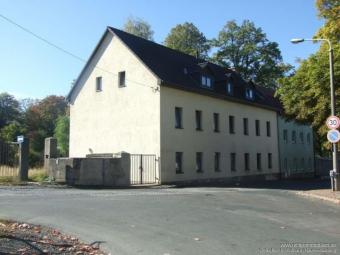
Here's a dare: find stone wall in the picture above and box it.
[47,152,130,187]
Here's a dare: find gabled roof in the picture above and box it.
[68,26,282,111]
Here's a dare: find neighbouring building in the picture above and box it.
[67,27,313,184]
[277,117,314,178]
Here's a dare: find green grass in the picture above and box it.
[0,168,48,184]
[28,168,49,182]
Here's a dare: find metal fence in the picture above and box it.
[130,154,159,185]
[0,140,19,177]
[314,156,340,177]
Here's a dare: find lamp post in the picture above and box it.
[291,38,339,191]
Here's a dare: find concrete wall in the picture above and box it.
[160,86,280,183]
[278,117,314,178]
[48,153,130,186]
[68,31,160,161]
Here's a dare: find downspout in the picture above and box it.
[276,113,282,180]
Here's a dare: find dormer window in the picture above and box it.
[245,88,254,100]
[201,75,212,88]
[227,81,233,95]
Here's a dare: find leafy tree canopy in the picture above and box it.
[212,20,292,88]
[276,0,339,154]
[0,93,21,129]
[54,115,69,157]
[164,22,210,58]
[123,17,154,41]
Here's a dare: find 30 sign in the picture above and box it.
[326,116,340,130]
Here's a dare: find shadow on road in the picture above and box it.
[174,178,331,191]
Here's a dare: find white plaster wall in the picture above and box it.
[160,86,280,183]
[69,32,160,159]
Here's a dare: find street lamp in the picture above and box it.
[290,37,339,191]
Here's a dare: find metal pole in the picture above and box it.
[329,46,340,191]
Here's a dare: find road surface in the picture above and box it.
[0,185,339,254]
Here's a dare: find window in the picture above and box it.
[230,153,236,171]
[283,129,288,143]
[244,153,250,171]
[292,131,296,143]
[299,132,304,143]
[266,121,271,137]
[196,152,203,172]
[96,76,102,91]
[308,158,312,169]
[245,88,254,100]
[255,120,260,136]
[201,75,212,88]
[213,113,220,132]
[227,81,233,95]
[301,158,305,170]
[175,107,183,129]
[284,158,288,171]
[307,133,311,144]
[257,153,262,171]
[118,71,126,87]
[293,158,298,171]
[214,152,221,172]
[243,118,249,135]
[175,152,183,174]
[229,115,235,134]
[195,110,202,131]
[268,153,272,169]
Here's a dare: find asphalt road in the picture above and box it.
[0,185,339,255]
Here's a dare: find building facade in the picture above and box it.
[67,27,312,184]
[277,117,314,178]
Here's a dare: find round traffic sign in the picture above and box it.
[327,129,340,143]
[326,116,340,129]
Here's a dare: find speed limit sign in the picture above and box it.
[326,116,340,129]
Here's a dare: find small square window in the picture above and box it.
[96,77,102,91]
[118,71,126,87]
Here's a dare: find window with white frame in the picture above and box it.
[201,75,212,88]
[245,87,254,100]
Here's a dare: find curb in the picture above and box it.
[296,191,340,205]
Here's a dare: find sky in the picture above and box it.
[0,0,323,99]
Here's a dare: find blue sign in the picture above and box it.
[327,130,340,143]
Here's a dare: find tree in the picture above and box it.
[315,0,340,42]
[0,93,21,129]
[164,22,210,58]
[54,115,69,156]
[123,17,154,40]
[276,0,340,155]
[0,122,24,142]
[212,20,292,88]
[24,95,68,165]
